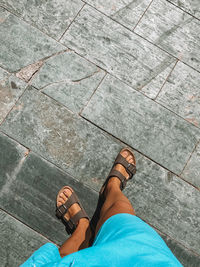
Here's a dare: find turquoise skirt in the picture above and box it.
[21,214,182,266]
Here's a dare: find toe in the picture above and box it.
[121,150,128,158]
[126,155,133,163]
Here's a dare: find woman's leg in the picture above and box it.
[95,150,136,236]
[57,189,92,257]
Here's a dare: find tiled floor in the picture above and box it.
[0,0,200,266]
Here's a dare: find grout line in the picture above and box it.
[0,207,54,243]
[80,115,200,191]
[0,130,100,196]
[79,72,107,115]
[58,3,86,42]
[141,217,200,257]
[166,0,200,22]
[154,59,179,100]
[133,0,154,31]
[0,85,29,127]
[180,140,200,177]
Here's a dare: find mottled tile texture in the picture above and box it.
[85,0,152,30]
[0,210,49,266]
[61,5,174,90]
[135,0,200,71]
[31,51,105,113]
[0,0,84,39]
[156,61,200,127]
[181,143,200,188]
[0,87,122,187]
[0,7,64,72]
[82,75,200,175]
[168,0,200,19]
[0,74,27,124]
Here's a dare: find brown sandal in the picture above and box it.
[56,186,89,235]
[99,148,136,196]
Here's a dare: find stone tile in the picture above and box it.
[0,74,27,124]
[123,151,200,253]
[181,143,200,189]
[162,234,200,266]
[156,61,200,128]
[135,0,200,71]
[141,61,176,99]
[85,0,152,30]
[81,75,200,174]
[0,151,98,244]
[0,67,10,81]
[0,86,122,188]
[168,0,200,19]
[61,5,174,90]
[0,210,48,266]
[0,131,28,189]
[31,51,105,113]
[0,0,84,40]
[0,7,64,72]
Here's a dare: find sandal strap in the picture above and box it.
[114,154,136,177]
[70,209,89,225]
[108,169,127,190]
[56,193,77,218]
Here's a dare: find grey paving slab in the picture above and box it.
[141,61,176,99]
[82,75,200,175]
[156,61,200,128]
[31,51,105,113]
[181,143,200,189]
[0,86,122,188]
[0,209,49,267]
[168,0,200,19]
[135,0,200,72]
[84,0,152,30]
[0,7,64,72]
[0,150,98,244]
[123,150,200,253]
[162,234,200,266]
[0,131,28,189]
[0,0,84,40]
[61,5,174,91]
[0,74,27,124]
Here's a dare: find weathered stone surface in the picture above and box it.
[0,0,84,40]
[135,0,200,71]
[31,51,105,113]
[85,0,152,30]
[61,5,174,90]
[82,75,200,175]
[0,210,49,267]
[0,151,98,244]
[162,234,200,266]
[16,60,44,82]
[156,61,200,128]
[168,0,200,19]
[0,131,28,189]
[0,7,64,72]
[0,67,10,81]
[0,75,27,124]
[141,61,176,99]
[123,150,200,253]
[0,86,122,188]
[181,143,200,189]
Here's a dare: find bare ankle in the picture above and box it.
[105,177,121,195]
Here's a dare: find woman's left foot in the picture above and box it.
[56,186,89,234]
